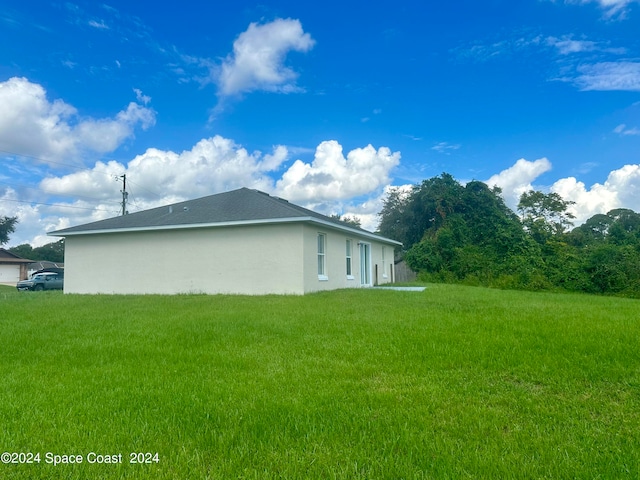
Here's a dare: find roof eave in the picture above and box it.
[307,218,402,246]
[49,216,402,246]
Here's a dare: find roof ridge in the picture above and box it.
[249,189,358,227]
[48,187,401,246]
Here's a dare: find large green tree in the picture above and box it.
[33,239,65,262]
[8,243,34,259]
[517,190,575,244]
[0,216,18,246]
[568,208,640,247]
[9,239,65,263]
[378,173,464,248]
[378,173,640,297]
[382,176,540,282]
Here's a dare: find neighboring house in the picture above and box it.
[28,261,64,278]
[49,188,402,295]
[0,248,34,283]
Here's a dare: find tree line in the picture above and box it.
[1,215,65,263]
[4,179,640,297]
[377,174,640,298]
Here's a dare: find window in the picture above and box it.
[317,233,327,280]
[360,242,371,286]
[346,239,353,278]
[382,247,388,278]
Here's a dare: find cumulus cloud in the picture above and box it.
[0,186,101,247]
[551,177,620,222]
[551,165,640,222]
[217,18,315,97]
[75,103,156,153]
[487,158,640,225]
[275,140,400,203]
[0,77,155,162]
[39,160,127,200]
[41,136,284,203]
[8,137,399,245]
[486,158,553,209]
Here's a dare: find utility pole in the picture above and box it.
[120,174,128,215]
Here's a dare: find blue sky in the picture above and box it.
[1,0,640,246]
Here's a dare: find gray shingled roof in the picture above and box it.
[49,188,401,244]
[0,248,34,263]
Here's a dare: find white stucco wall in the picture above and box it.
[301,225,395,293]
[63,223,306,295]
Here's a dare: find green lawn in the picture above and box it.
[0,284,638,479]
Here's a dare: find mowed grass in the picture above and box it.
[0,284,639,479]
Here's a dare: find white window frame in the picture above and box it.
[317,233,328,281]
[359,241,372,287]
[346,239,354,280]
[382,246,388,278]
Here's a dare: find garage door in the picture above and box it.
[0,265,20,283]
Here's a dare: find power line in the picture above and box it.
[0,197,119,213]
[0,180,123,206]
[0,149,96,173]
[125,177,163,199]
[1,149,165,204]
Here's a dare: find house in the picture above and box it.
[28,261,64,278]
[49,188,402,295]
[0,248,34,284]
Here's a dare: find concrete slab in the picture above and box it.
[374,286,426,291]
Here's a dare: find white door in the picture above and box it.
[359,243,371,287]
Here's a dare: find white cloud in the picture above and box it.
[547,36,598,55]
[551,165,640,223]
[431,142,461,154]
[275,140,400,203]
[555,0,639,19]
[134,88,151,105]
[75,103,156,153]
[342,185,413,232]
[6,137,399,246]
[39,160,127,200]
[0,77,156,162]
[454,36,543,63]
[0,187,95,247]
[88,19,109,29]
[342,184,413,232]
[601,164,640,208]
[41,136,282,204]
[573,62,640,91]
[259,145,288,171]
[614,123,640,135]
[545,35,626,55]
[486,158,553,209]
[487,158,640,225]
[217,18,315,97]
[551,177,620,222]
[576,0,638,18]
